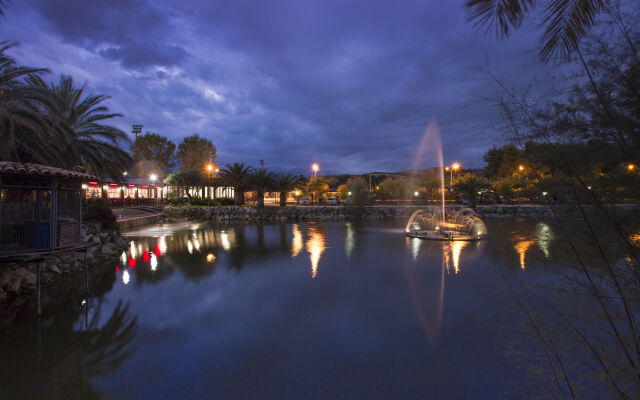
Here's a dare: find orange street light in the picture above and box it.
[207,164,213,172]
[519,165,525,171]
[628,164,635,171]
[452,162,460,170]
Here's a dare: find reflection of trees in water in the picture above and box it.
[0,300,137,399]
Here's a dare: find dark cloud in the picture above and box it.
[2,0,541,174]
[100,42,188,68]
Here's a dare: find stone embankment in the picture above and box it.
[0,223,127,315]
[164,204,556,222]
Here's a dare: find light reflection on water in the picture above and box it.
[306,225,326,278]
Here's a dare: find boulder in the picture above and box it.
[14,268,37,288]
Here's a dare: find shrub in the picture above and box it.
[83,198,118,231]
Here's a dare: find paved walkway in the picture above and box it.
[112,207,164,221]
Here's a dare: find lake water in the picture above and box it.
[0,218,591,399]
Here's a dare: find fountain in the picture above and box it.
[406,121,487,241]
[405,207,487,241]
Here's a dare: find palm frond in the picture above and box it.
[540,0,608,61]
[464,0,535,37]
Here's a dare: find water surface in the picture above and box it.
[0,219,588,399]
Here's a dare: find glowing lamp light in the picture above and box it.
[206,253,216,262]
[81,184,88,189]
[414,191,419,197]
[452,162,460,170]
[629,164,636,171]
[215,168,219,173]
[207,164,213,172]
[150,173,157,182]
[542,192,548,196]
[295,191,300,196]
[312,163,319,173]
[348,192,352,196]
[519,165,525,171]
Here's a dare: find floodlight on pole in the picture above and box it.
[132,124,143,141]
[312,163,319,179]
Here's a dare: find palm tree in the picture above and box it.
[464,0,608,61]
[0,42,64,164]
[28,75,132,179]
[221,162,253,205]
[252,168,275,208]
[273,173,301,206]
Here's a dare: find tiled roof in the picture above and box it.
[0,161,98,181]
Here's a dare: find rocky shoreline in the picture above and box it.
[0,223,127,321]
[163,204,557,222]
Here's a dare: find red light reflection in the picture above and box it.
[128,257,136,267]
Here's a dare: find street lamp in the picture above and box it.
[628,164,636,171]
[312,163,319,179]
[450,163,460,187]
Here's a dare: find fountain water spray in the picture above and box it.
[407,120,487,241]
[412,120,446,221]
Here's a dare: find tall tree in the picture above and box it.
[345,176,370,207]
[453,173,489,206]
[376,177,409,201]
[220,162,252,205]
[29,75,132,179]
[464,0,609,61]
[130,132,176,176]
[305,177,331,203]
[176,134,217,171]
[252,168,275,208]
[273,173,301,206]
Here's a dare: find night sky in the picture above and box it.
[2,0,542,174]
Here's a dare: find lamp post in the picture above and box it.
[312,163,319,179]
[452,162,460,183]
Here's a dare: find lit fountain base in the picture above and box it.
[406,230,484,241]
[405,207,488,241]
